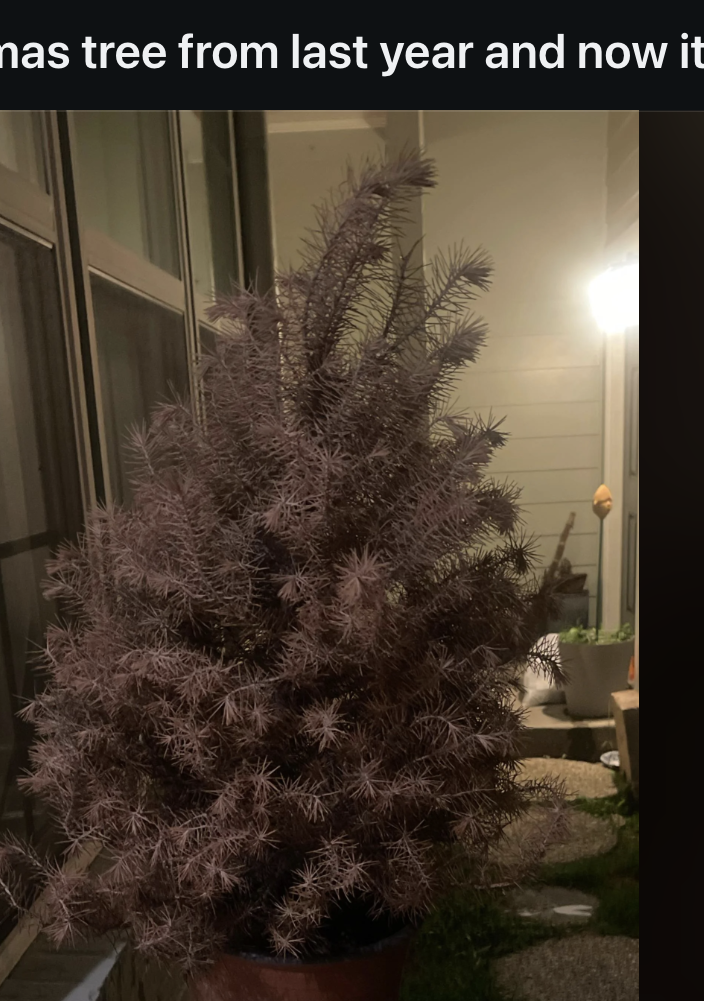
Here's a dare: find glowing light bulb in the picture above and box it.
[589,261,639,334]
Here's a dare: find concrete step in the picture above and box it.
[518,704,617,762]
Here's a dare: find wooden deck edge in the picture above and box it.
[0,839,102,986]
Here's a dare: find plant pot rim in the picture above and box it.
[228,924,414,969]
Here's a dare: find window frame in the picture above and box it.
[0,113,54,244]
[0,112,95,958]
[0,108,254,973]
[177,110,245,341]
[65,110,200,505]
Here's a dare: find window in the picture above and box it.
[72,111,245,506]
[72,112,192,504]
[181,111,240,313]
[0,223,82,865]
[0,112,46,190]
[90,275,190,505]
[73,111,181,278]
[0,111,252,952]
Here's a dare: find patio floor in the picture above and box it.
[0,935,121,1001]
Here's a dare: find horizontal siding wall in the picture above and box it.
[605,111,639,248]
[266,120,385,272]
[424,112,608,622]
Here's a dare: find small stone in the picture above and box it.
[518,757,616,801]
[494,934,639,1001]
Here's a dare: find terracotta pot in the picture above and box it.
[189,927,412,1001]
[559,639,634,718]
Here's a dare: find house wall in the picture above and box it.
[266,119,385,272]
[266,111,612,626]
[605,112,639,249]
[422,111,608,623]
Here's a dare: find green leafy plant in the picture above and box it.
[559,623,633,646]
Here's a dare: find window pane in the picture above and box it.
[90,274,189,505]
[0,111,46,189]
[0,249,46,544]
[0,548,57,846]
[181,111,239,303]
[0,225,82,884]
[0,228,83,545]
[199,323,218,357]
[73,111,181,278]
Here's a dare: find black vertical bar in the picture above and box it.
[54,111,106,504]
[202,112,239,295]
[232,112,275,296]
[0,575,34,839]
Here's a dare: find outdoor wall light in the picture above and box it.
[589,259,639,334]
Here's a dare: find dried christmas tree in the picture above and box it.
[1,154,564,971]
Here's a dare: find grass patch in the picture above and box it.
[571,793,623,818]
[541,808,639,938]
[402,789,639,999]
[401,889,557,1001]
[570,770,638,821]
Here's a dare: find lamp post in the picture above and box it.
[589,257,639,638]
[592,483,613,640]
